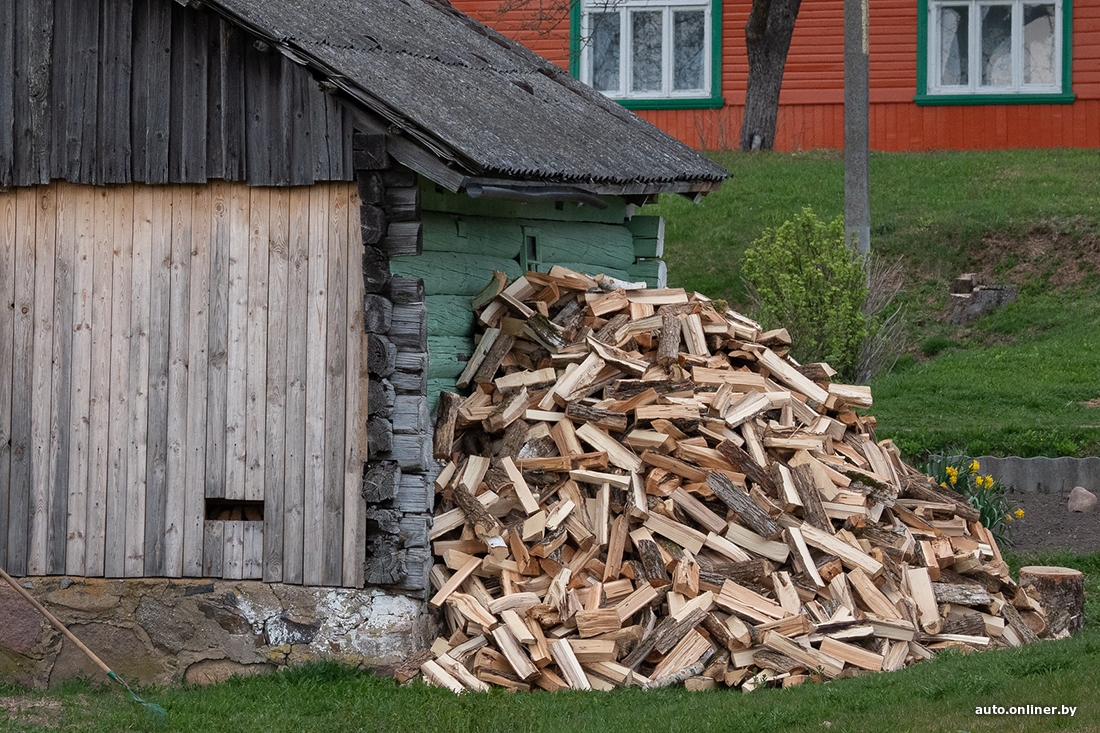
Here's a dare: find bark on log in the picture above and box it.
[473,334,516,385]
[900,476,981,522]
[716,440,776,494]
[1019,566,1085,637]
[434,392,461,460]
[657,310,681,367]
[706,471,781,539]
[788,463,833,534]
[931,582,991,607]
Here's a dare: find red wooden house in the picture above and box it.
[453,0,1100,150]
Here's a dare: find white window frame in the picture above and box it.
[927,0,1063,95]
[579,0,713,101]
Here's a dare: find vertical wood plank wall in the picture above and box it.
[0,180,365,587]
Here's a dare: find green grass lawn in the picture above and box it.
[654,149,1100,305]
[648,148,1100,458]
[5,550,1099,733]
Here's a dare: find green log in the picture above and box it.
[421,180,629,224]
[627,259,668,289]
[428,335,474,380]
[426,295,476,337]
[534,261,632,282]
[422,212,523,259]
[526,220,635,271]
[626,216,666,259]
[390,252,523,296]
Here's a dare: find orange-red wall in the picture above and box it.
[454,0,1100,151]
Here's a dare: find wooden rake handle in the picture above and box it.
[0,567,112,675]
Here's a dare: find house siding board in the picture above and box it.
[454,0,1100,150]
[0,0,351,187]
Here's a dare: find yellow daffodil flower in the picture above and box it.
[1005,514,1013,522]
[1015,508,1024,519]
[970,459,980,473]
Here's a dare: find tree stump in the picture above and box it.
[1019,566,1085,638]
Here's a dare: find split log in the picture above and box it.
[706,472,780,539]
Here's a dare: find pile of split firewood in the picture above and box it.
[402,266,1046,693]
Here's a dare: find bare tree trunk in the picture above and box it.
[740,0,802,151]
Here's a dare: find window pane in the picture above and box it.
[673,10,705,91]
[939,6,969,86]
[980,5,1012,86]
[591,12,621,93]
[631,11,663,93]
[1023,4,1056,84]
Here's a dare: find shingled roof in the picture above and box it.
[198,0,729,196]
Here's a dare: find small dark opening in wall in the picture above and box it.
[525,234,537,265]
[555,201,564,210]
[205,499,264,521]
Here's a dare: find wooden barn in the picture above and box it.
[453,0,1100,151]
[0,0,726,596]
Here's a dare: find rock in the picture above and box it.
[264,615,321,646]
[183,659,274,686]
[48,624,164,688]
[45,583,120,613]
[1068,486,1096,513]
[0,586,44,654]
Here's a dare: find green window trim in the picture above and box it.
[569,0,725,111]
[915,0,1074,106]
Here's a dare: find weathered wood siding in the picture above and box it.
[0,181,365,587]
[455,0,1100,151]
[0,0,352,187]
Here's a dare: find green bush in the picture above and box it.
[742,208,869,378]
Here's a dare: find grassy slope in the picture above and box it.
[650,149,1100,457]
[4,552,1100,733]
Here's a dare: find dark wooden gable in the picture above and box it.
[0,0,353,187]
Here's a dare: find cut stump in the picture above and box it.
[1019,566,1085,638]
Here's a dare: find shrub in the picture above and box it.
[742,208,869,379]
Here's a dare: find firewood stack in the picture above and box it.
[411,266,1045,693]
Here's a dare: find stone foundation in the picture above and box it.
[0,577,436,689]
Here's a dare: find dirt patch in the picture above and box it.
[0,695,64,728]
[972,223,1100,290]
[1081,398,1100,409]
[1005,490,1100,555]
